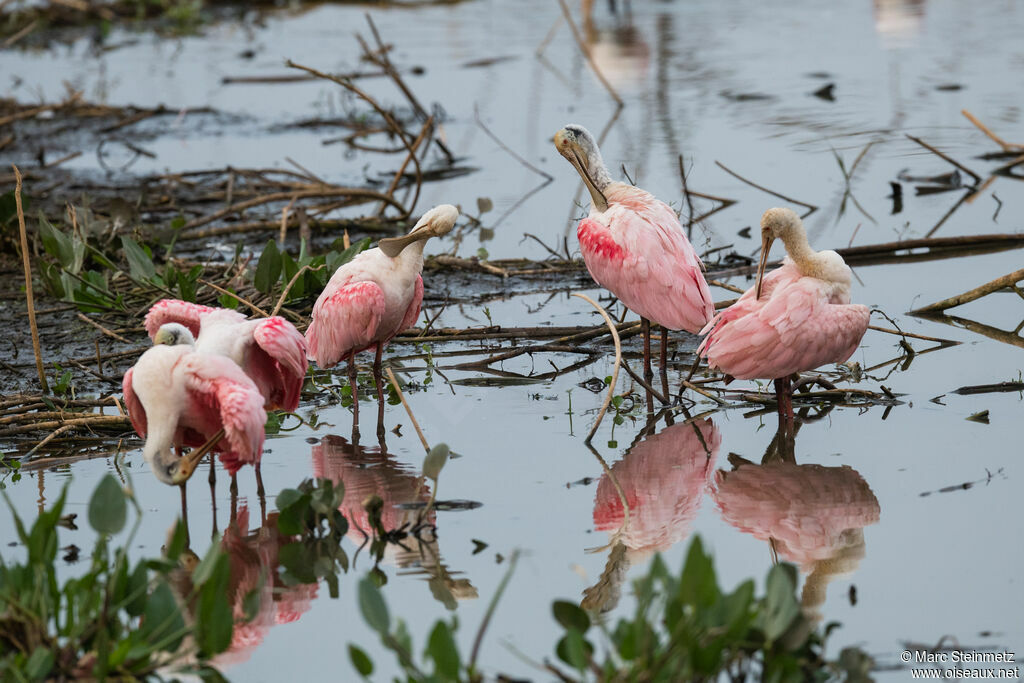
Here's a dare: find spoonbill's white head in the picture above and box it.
[378,204,459,258]
[554,124,611,212]
[755,208,805,300]
[153,322,195,347]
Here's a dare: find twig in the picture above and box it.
[619,359,667,404]
[715,161,818,215]
[908,268,1024,315]
[271,264,326,317]
[961,109,1024,153]
[197,279,269,317]
[468,550,519,674]
[76,312,132,344]
[905,134,982,187]
[384,367,429,453]
[2,19,37,48]
[555,0,624,108]
[474,104,553,181]
[572,293,621,444]
[14,166,48,394]
[183,186,405,231]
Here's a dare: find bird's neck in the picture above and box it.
[781,231,820,277]
[394,240,426,273]
[587,148,613,191]
[142,419,177,473]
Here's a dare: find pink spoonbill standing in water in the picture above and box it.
[122,325,267,509]
[305,204,459,436]
[554,124,714,398]
[699,207,870,429]
[143,300,307,413]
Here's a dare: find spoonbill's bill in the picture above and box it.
[144,300,307,412]
[305,204,458,432]
[699,207,870,424]
[554,124,713,396]
[123,325,266,490]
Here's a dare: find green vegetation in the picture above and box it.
[0,474,232,679]
[352,538,873,682]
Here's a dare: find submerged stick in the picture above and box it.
[714,161,818,215]
[905,134,982,187]
[13,166,48,394]
[384,367,429,452]
[572,293,621,444]
[908,268,1024,315]
[961,109,1024,153]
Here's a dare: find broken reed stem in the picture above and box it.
[271,264,325,318]
[13,166,49,395]
[905,134,982,187]
[572,293,621,444]
[908,268,1024,315]
[714,161,818,215]
[961,109,1024,153]
[197,279,269,317]
[384,367,429,452]
[556,0,624,108]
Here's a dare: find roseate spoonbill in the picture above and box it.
[122,329,266,491]
[698,207,870,425]
[585,417,719,612]
[305,204,458,432]
[554,125,714,397]
[144,299,307,412]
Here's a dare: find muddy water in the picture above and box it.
[3,0,1024,679]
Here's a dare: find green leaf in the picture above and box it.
[191,533,224,586]
[218,290,240,309]
[88,474,127,535]
[556,630,593,671]
[37,215,84,272]
[0,190,19,227]
[763,563,801,642]
[125,562,149,617]
[254,240,282,294]
[427,621,460,679]
[196,551,233,656]
[358,575,390,633]
[139,580,186,652]
[25,648,55,679]
[349,644,374,677]
[165,519,188,561]
[552,601,590,633]
[422,443,449,481]
[679,535,718,608]
[121,236,156,280]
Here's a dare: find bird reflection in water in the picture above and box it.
[168,506,317,669]
[583,414,720,613]
[712,422,880,624]
[581,0,651,94]
[312,435,477,607]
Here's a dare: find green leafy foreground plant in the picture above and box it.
[0,474,233,679]
[350,538,872,682]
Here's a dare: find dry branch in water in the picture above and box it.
[908,268,1024,315]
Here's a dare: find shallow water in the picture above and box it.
[2,0,1024,679]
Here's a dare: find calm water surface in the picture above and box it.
[2,0,1023,679]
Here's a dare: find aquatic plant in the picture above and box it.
[350,537,872,682]
[0,474,234,679]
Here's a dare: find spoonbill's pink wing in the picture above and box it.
[144,299,227,339]
[578,192,713,333]
[121,368,148,438]
[699,274,869,380]
[394,275,424,338]
[249,317,308,411]
[305,281,386,367]
[180,353,266,474]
